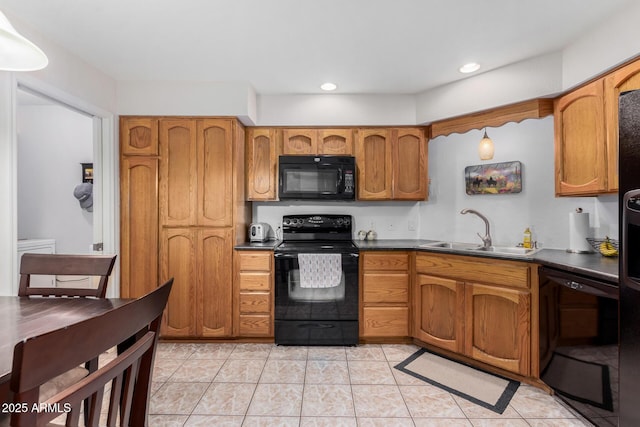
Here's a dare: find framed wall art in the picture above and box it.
[465,161,522,195]
[81,163,93,183]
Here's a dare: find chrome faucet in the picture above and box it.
[460,209,492,249]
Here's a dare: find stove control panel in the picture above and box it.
[282,214,352,232]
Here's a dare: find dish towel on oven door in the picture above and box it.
[298,253,342,288]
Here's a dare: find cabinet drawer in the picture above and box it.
[237,251,272,271]
[362,252,409,271]
[239,272,271,291]
[416,253,530,289]
[363,273,409,303]
[239,293,270,314]
[362,307,409,337]
[238,315,271,336]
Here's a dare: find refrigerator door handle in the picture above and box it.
[622,189,640,290]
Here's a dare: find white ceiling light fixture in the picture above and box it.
[478,128,495,160]
[0,10,48,71]
[320,82,337,91]
[459,62,480,74]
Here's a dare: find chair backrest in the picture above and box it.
[9,278,173,427]
[18,253,117,298]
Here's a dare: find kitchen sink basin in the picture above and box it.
[472,246,540,256]
[420,241,539,257]
[419,241,482,251]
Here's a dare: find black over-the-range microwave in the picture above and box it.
[278,155,356,200]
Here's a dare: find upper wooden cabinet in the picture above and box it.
[604,59,640,192]
[160,118,234,226]
[393,128,428,200]
[246,128,278,201]
[554,58,640,196]
[120,117,158,156]
[282,128,353,155]
[356,128,427,200]
[554,80,607,196]
[356,129,393,199]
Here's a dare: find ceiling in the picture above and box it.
[0,0,634,95]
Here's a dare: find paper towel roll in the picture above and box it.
[568,211,593,253]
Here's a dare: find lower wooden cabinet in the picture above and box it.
[360,251,410,338]
[160,227,233,338]
[414,252,538,377]
[414,274,464,353]
[234,250,274,337]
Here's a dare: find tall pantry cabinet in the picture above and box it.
[120,117,249,338]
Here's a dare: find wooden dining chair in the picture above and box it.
[18,253,117,298]
[7,278,173,427]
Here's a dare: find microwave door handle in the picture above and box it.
[337,168,343,188]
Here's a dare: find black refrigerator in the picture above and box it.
[619,89,640,426]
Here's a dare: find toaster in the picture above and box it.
[249,222,271,242]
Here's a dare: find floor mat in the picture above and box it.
[394,348,520,414]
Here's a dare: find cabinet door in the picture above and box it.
[465,282,531,375]
[246,128,278,200]
[160,228,197,337]
[160,119,197,226]
[356,129,392,200]
[604,59,640,192]
[282,129,317,155]
[414,274,465,353]
[554,80,607,196]
[120,117,158,156]
[120,156,158,299]
[198,228,233,337]
[393,128,427,200]
[197,119,233,226]
[318,129,353,155]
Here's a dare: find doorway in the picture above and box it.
[13,84,116,296]
[17,88,95,250]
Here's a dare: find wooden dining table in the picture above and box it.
[0,295,134,404]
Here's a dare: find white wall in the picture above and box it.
[562,1,640,90]
[116,81,258,125]
[415,52,564,124]
[256,94,416,126]
[17,105,94,253]
[252,202,422,241]
[421,117,618,249]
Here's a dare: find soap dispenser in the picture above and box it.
[523,227,532,249]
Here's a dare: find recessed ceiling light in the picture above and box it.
[320,82,337,91]
[459,62,480,74]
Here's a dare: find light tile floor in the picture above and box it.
[148,343,593,427]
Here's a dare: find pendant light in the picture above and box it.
[478,128,494,160]
[0,10,48,71]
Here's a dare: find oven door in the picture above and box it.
[274,251,359,321]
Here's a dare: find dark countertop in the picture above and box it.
[236,238,619,283]
[234,240,281,250]
[532,249,618,283]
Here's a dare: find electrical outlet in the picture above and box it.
[387,223,394,231]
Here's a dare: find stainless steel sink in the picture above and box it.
[419,241,482,251]
[420,241,539,257]
[472,246,540,256]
